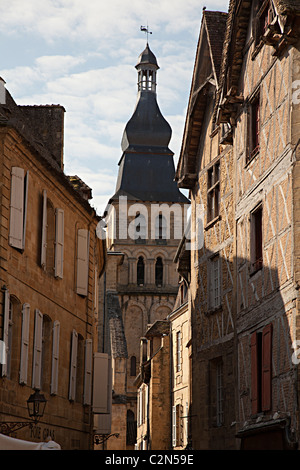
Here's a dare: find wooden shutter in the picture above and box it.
[83,339,93,405]
[51,320,60,395]
[19,303,30,384]
[76,229,89,296]
[251,331,259,415]
[54,209,64,278]
[9,167,24,249]
[262,323,273,411]
[41,190,47,268]
[32,309,43,390]
[92,353,112,414]
[1,289,10,377]
[69,329,78,401]
[172,405,177,447]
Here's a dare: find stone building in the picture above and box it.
[176,1,300,450]
[98,43,189,450]
[135,235,191,451]
[0,82,105,449]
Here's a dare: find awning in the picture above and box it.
[0,433,61,450]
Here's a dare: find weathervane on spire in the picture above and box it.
[140,24,152,43]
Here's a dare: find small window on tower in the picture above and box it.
[137,256,145,286]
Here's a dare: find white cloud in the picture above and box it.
[0,0,230,215]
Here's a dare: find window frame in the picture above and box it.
[208,254,221,311]
[207,161,220,224]
[250,203,263,274]
[247,91,260,163]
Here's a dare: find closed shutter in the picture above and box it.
[32,309,43,390]
[172,405,177,447]
[92,353,112,414]
[9,167,25,250]
[1,289,10,377]
[83,339,93,405]
[19,303,30,384]
[41,190,47,268]
[262,323,273,411]
[251,331,259,415]
[51,320,60,395]
[69,329,78,401]
[185,402,189,445]
[54,209,64,278]
[76,229,89,296]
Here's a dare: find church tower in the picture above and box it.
[98,42,189,450]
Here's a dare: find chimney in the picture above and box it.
[19,104,65,169]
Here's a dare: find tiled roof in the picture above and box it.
[204,10,228,81]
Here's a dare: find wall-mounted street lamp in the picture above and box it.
[0,390,47,436]
[94,433,119,446]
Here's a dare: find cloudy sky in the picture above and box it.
[0,0,229,215]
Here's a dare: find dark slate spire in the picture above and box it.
[110,44,189,204]
[121,43,172,154]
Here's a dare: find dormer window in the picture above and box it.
[254,1,275,44]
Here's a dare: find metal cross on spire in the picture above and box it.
[140,24,152,43]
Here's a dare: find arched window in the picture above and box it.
[130,356,137,376]
[155,214,167,241]
[135,214,147,242]
[137,256,145,286]
[127,409,137,445]
[155,257,163,287]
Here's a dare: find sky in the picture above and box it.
[0,0,229,216]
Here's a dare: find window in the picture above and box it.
[32,309,43,390]
[75,334,84,403]
[41,315,52,392]
[209,255,221,310]
[69,329,78,401]
[130,356,136,376]
[251,324,273,414]
[248,91,260,161]
[41,190,64,278]
[176,331,181,373]
[9,167,29,250]
[51,320,60,395]
[250,204,263,272]
[155,214,167,242]
[135,214,147,243]
[216,362,224,426]
[76,228,90,296]
[254,0,275,43]
[207,162,220,223]
[155,257,163,287]
[127,410,137,445]
[210,358,224,427]
[20,303,30,385]
[137,256,145,286]
[172,404,183,447]
[4,295,21,380]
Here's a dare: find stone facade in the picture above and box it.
[176,1,300,450]
[0,87,104,449]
